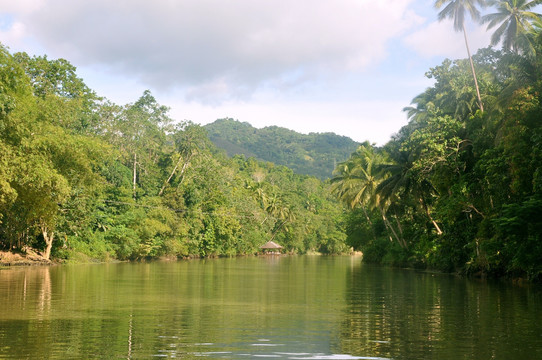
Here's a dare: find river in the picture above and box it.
[0,256,541,359]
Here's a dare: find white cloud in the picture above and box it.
[0,0,46,13]
[404,18,492,59]
[6,0,419,103]
[164,91,410,146]
[0,21,26,48]
[0,0,450,145]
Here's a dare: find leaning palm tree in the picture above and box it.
[377,150,443,236]
[435,0,486,112]
[482,0,542,56]
[331,145,406,248]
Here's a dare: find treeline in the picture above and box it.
[205,118,359,179]
[0,45,349,262]
[332,6,542,279]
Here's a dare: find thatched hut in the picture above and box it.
[260,241,283,254]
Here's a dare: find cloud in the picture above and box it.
[0,21,26,47]
[163,91,411,145]
[403,18,492,59]
[6,0,420,103]
[0,0,46,13]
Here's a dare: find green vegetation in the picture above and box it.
[204,118,359,179]
[332,1,542,280]
[2,0,542,282]
[0,45,348,262]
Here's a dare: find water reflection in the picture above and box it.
[127,312,133,359]
[37,266,52,319]
[0,266,52,317]
[0,258,541,359]
[340,265,542,359]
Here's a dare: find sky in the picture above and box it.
[0,0,495,145]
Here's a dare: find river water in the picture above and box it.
[0,256,541,359]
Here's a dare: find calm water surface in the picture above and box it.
[0,256,541,359]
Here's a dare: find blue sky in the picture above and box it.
[0,0,495,144]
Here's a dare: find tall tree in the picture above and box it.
[331,145,406,248]
[331,144,381,211]
[159,123,208,196]
[377,149,442,242]
[435,0,486,112]
[482,0,542,56]
[111,90,170,199]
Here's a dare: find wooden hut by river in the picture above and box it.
[260,241,283,255]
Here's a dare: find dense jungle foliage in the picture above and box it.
[205,118,359,179]
[2,1,542,281]
[332,0,542,280]
[0,45,349,262]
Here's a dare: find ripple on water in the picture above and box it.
[189,348,390,360]
[287,355,390,360]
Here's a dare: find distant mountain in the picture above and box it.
[204,118,360,179]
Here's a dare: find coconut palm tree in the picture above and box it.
[330,145,380,211]
[403,92,436,123]
[482,0,542,56]
[377,150,443,236]
[435,0,486,112]
[331,145,406,248]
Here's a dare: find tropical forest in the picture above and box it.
[1,0,542,282]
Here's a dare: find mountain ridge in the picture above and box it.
[204,118,360,179]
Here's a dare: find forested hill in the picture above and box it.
[204,118,360,179]
[0,45,350,263]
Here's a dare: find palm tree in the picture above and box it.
[482,0,542,56]
[330,145,380,211]
[403,92,436,123]
[265,193,295,241]
[377,151,443,236]
[331,145,405,247]
[435,0,486,112]
[265,193,282,217]
[245,180,268,208]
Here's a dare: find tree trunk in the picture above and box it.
[485,179,494,209]
[379,206,406,249]
[392,209,404,236]
[360,206,377,242]
[419,197,443,235]
[392,213,408,249]
[159,152,194,195]
[360,206,373,225]
[463,24,484,112]
[270,220,287,242]
[159,153,183,196]
[430,218,443,235]
[176,154,193,185]
[132,152,137,200]
[41,225,54,260]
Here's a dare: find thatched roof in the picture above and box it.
[260,241,283,249]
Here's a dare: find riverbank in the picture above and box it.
[0,249,52,267]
